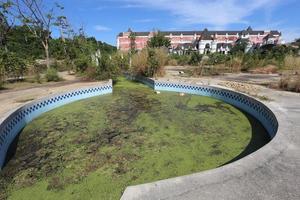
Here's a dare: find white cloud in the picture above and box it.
[94,25,111,32]
[134,19,156,23]
[120,4,144,8]
[118,0,279,26]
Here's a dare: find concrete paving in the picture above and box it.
[121,77,300,200]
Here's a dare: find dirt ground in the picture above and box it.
[0,73,107,120]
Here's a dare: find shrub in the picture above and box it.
[226,56,243,72]
[131,48,167,77]
[0,65,4,88]
[45,68,61,82]
[168,58,178,66]
[112,52,129,71]
[279,75,300,92]
[283,55,300,70]
[170,54,191,66]
[131,49,148,75]
[146,48,160,77]
[207,53,228,65]
[189,52,202,66]
[0,51,27,80]
[86,55,120,81]
[74,56,91,73]
[241,53,263,71]
[154,48,168,68]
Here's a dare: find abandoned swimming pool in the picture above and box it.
[0,78,271,200]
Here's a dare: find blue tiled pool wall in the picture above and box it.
[124,73,155,88]
[0,82,113,169]
[131,76,278,139]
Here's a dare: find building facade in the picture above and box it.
[117,27,282,54]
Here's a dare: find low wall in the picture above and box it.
[0,80,113,169]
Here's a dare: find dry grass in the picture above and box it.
[284,55,300,70]
[279,74,300,93]
[168,59,178,66]
[131,49,148,75]
[131,48,167,77]
[226,56,243,73]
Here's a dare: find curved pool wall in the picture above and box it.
[0,80,113,169]
[132,76,278,139]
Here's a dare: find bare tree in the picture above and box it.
[11,0,63,69]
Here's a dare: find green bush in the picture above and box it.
[86,55,120,81]
[189,52,202,66]
[0,51,27,79]
[146,48,159,77]
[45,68,61,82]
[112,52,129,71]
[74,56,91,73]
[241,53,262,71]
[207,53,229,65]
[170,54,191,66]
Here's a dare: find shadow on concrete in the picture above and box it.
[221,111,271,166]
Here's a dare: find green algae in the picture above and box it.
[0,78,270,200]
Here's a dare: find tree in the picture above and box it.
[147,31,171,48]
[0,1,14,51]
[10,0,64,69]
[129,32,136,54]
[230,39,248,55]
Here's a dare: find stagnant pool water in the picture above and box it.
[0,78,270,200]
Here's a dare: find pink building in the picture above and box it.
[117,27,282,54]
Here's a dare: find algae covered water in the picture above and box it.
[0,78,270,200]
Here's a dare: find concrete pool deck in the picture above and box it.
[121,77,300,200]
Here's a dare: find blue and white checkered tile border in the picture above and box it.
[0,81,113,169]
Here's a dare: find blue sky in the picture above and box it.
[54,0,300,46]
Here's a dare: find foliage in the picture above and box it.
[226,55,243,72]
[283,55,300,70]
[279,75,300,93]
[0,50,27,79]
[189,52,202,66]
[170,54,191,66]
[131,49,148,75]
[112,52,129,71]
[74,55,92,73]
[131,48,167,77]
[86,54,120,81]
[6,26,43,59]
[241,52,264,71]
[207,53,229,65]
[146,48,159,77]
[230,39,248,55]
[45,68,61,82]
[129,32,137,54]
[147,31,171,48]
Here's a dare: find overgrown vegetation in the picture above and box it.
[0,78,270,200]
[0,0,118,88]
[45,68,61,82]
[131,48,168,77]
